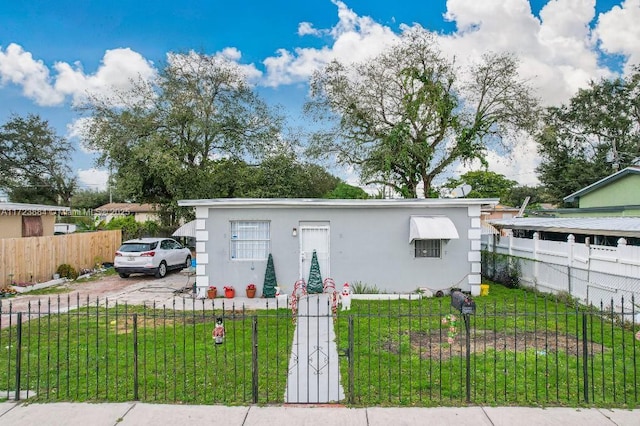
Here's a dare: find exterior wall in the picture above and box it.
[579,174,640,208]
[98,212,160,223]
[0,216,22,238]
[0,214,57,238]
[194,204,483,297]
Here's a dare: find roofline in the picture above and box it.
[0,202,70,212]
[178,198,500,208]
[489,218,640,238]
[542,205,640,214]
[563,167,640,202]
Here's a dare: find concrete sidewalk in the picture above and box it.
[1,401,639,426]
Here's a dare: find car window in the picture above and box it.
[160,240,173,250]
[119,243,152,252]
[172,240,183,249]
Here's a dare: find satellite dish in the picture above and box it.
[450,184,472,198]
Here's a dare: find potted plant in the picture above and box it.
[246,283,256,298]
[224,285,235,298]
[207,286,217,299]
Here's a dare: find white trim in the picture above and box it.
[179,198,498,208]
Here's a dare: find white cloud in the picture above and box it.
[439,0,612,106]
[54,48,156,106]
[594,0,640,73]
[0,43,64,105]
[0,44,156,106]
[453,135,541,187]
[77,168,110,191]
[262,0,397,87]
[298,22,322,36]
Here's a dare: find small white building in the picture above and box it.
[178,198,498,298]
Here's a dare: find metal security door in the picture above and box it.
[299,225,330,281]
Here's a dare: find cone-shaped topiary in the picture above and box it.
[262,253,277,297]
[307,250,323,294]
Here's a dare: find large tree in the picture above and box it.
[0,114,76,205]
[305,28,539,198]
[245,153,341,198]
[443,170,517,201]
[536,68,640,204]
[80,51,283,223]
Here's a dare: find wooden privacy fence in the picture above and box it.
[0,230,121,288]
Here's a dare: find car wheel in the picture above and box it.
[155,261,167,278]
[184,255,192,270]
[119,272,130,278]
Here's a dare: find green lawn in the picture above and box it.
[1,281,638,407]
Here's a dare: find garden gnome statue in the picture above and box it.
[213,317,225,344]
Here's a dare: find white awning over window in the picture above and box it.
[172,220,197,237]
[409,216,459,242]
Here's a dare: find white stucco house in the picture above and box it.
[177,198,498,298]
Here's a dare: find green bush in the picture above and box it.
[56,263,78,280]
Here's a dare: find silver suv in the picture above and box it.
[114,238,191,278]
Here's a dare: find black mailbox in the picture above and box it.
[451,291,476,314]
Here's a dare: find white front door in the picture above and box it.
[299,225,330,281]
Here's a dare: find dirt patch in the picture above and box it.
[383,329,605,360]
[112,316,177,334]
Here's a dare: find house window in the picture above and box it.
[22,216,43,237]
[415,239,441,258]
[230,221,270,260]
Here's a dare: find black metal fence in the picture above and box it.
[0,294,638,407]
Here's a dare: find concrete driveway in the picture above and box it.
[1,269,280,327]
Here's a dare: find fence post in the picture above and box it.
[582,313,589,404]
[464,314,471,403]
[252,316,258,404]
[133,313,139,401]
[15,312,22,401]
[348,316,354,404]
[567,235,575,294]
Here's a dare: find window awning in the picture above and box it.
[409,216,459,242]
[172,220,197,237]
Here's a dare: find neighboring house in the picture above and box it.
[0,202,70,238]
[54,223,77,234]
[481,204,521,236]
[177,198,498,298]
[94,203,160,223]
[554,166,640,217]
[482,204,521,220]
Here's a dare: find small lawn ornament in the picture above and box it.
[290,279,307,323]
[212,317,225,345]
[323,278,338,317]
[339,282,352,311]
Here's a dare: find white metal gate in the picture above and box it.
[299,225,330,281]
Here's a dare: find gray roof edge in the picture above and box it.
[178,198,500,208]
[488,217,640,237]
[0,202,70,212]
[563,167,640,202]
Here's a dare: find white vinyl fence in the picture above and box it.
[482,233,640,314]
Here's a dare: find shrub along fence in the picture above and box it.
[0,292,638,407]
[0,230,121,287]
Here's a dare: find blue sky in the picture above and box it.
[0,0,636,192]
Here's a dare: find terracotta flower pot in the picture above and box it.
[246,288,256,298]
[207,288,217,299]
[224,288,235,298]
